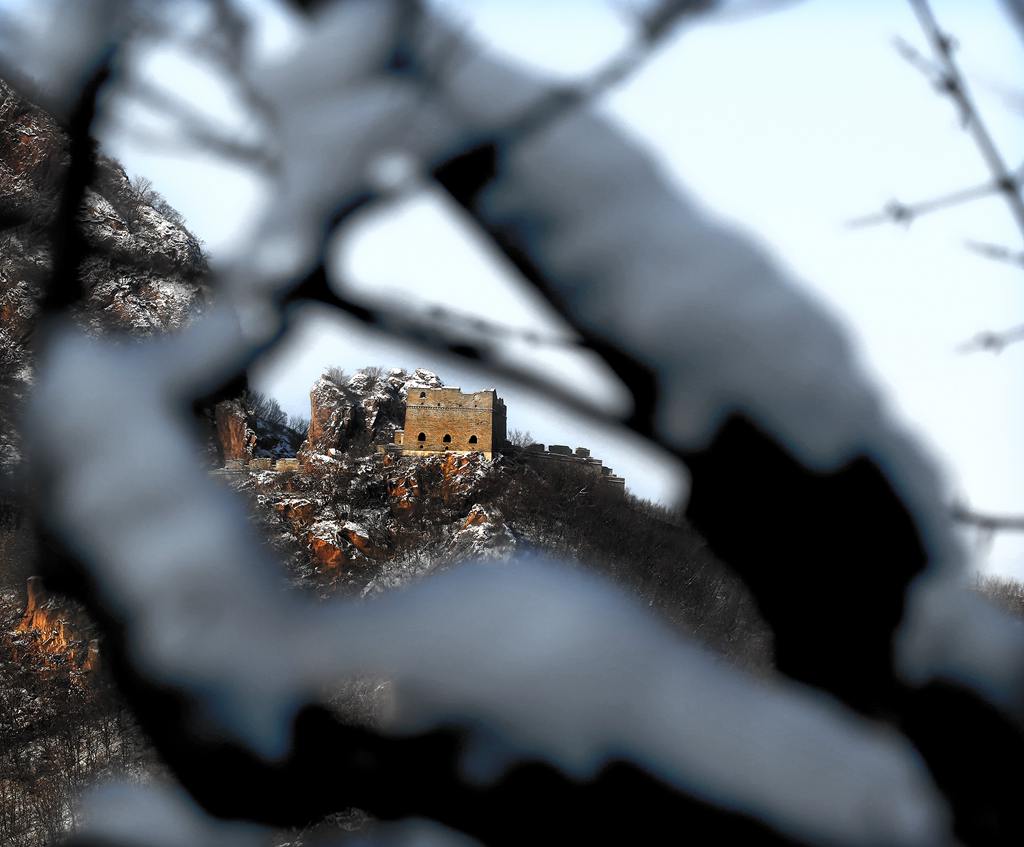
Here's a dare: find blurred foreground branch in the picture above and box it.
[956,322,1024,354]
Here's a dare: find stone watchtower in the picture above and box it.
[394,387,507,459]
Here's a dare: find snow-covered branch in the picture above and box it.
[10,0,1024,843]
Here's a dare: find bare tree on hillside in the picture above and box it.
[506,428,534,448]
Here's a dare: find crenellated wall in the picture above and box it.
[520,443,626,493]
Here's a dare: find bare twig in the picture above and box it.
[846,179,1012,228]
[957,323,1024,354]
[118,0,277,171]
[108,117,272,170]
[907,0,1024,243]
[954,504,1024,532]
[892,35,946,93]
[417,300,583,349]
[851,3,1024,242]
[476,0,711,143]
[289,268,628,429]
[965,239,1024,268]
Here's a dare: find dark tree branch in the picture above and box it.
[1002,0,1024,46]
[118,76,274,171]
[18,3,1024,844]
[39,54,115,316]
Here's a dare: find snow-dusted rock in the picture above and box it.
[301,376,359,459]
[0,77,208,471]
[300,367,444,463]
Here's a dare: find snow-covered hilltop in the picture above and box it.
[220,366,770,670]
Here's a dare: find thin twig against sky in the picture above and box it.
[965,239,1024,268]
[846,178,1014,228]
[908,0,1024,241]
[957,322,1024,354]
[954,503,1024,532]
[848,0,1024,240]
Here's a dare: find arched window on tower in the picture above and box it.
[419,391,427,398]
[442,434,452,443]
[468,435,478,445]
[417,432,426,444]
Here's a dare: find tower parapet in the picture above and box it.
[394,386,507,459]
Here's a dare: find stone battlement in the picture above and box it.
[394,386,507,459]
[520,443,626,491]
[216,378,625,490]
[221,457,300,473]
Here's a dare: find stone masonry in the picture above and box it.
[394,387,507,459]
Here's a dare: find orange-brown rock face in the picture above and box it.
[18,577,62,641]
[440,453,478,503]
[16,576,95,668]
[215,399,255,464]
[345,525,378,558]
[307,533,347,570]
[301,377,356,462]
[385,452,488,515]
[463,505,489,529]
[274,498,318,532]
[387,471,421,512]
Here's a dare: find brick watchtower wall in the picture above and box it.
[395,387,507,458]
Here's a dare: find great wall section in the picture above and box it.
[215,372,626,493]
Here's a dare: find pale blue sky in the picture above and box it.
[63,0,1024,575]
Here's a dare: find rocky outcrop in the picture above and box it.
[303,520,381,571]
[16,576,97,670]
[215,399,256,464]
[274,497,320,532]
[300,367,443,465]
[307,531,348,570]
[343,521,378,557]
[222,365,768,670]
[439,453,485,502]
[0,76,211,683]
[0,76,208,472]
[224,392,511,593]
[384,451,493,514]
[385,466,421,512]
[303,376,358,459]
[463,504,489,529]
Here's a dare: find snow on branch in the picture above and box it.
[11,0,1024,843]
[28,321,951,845]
